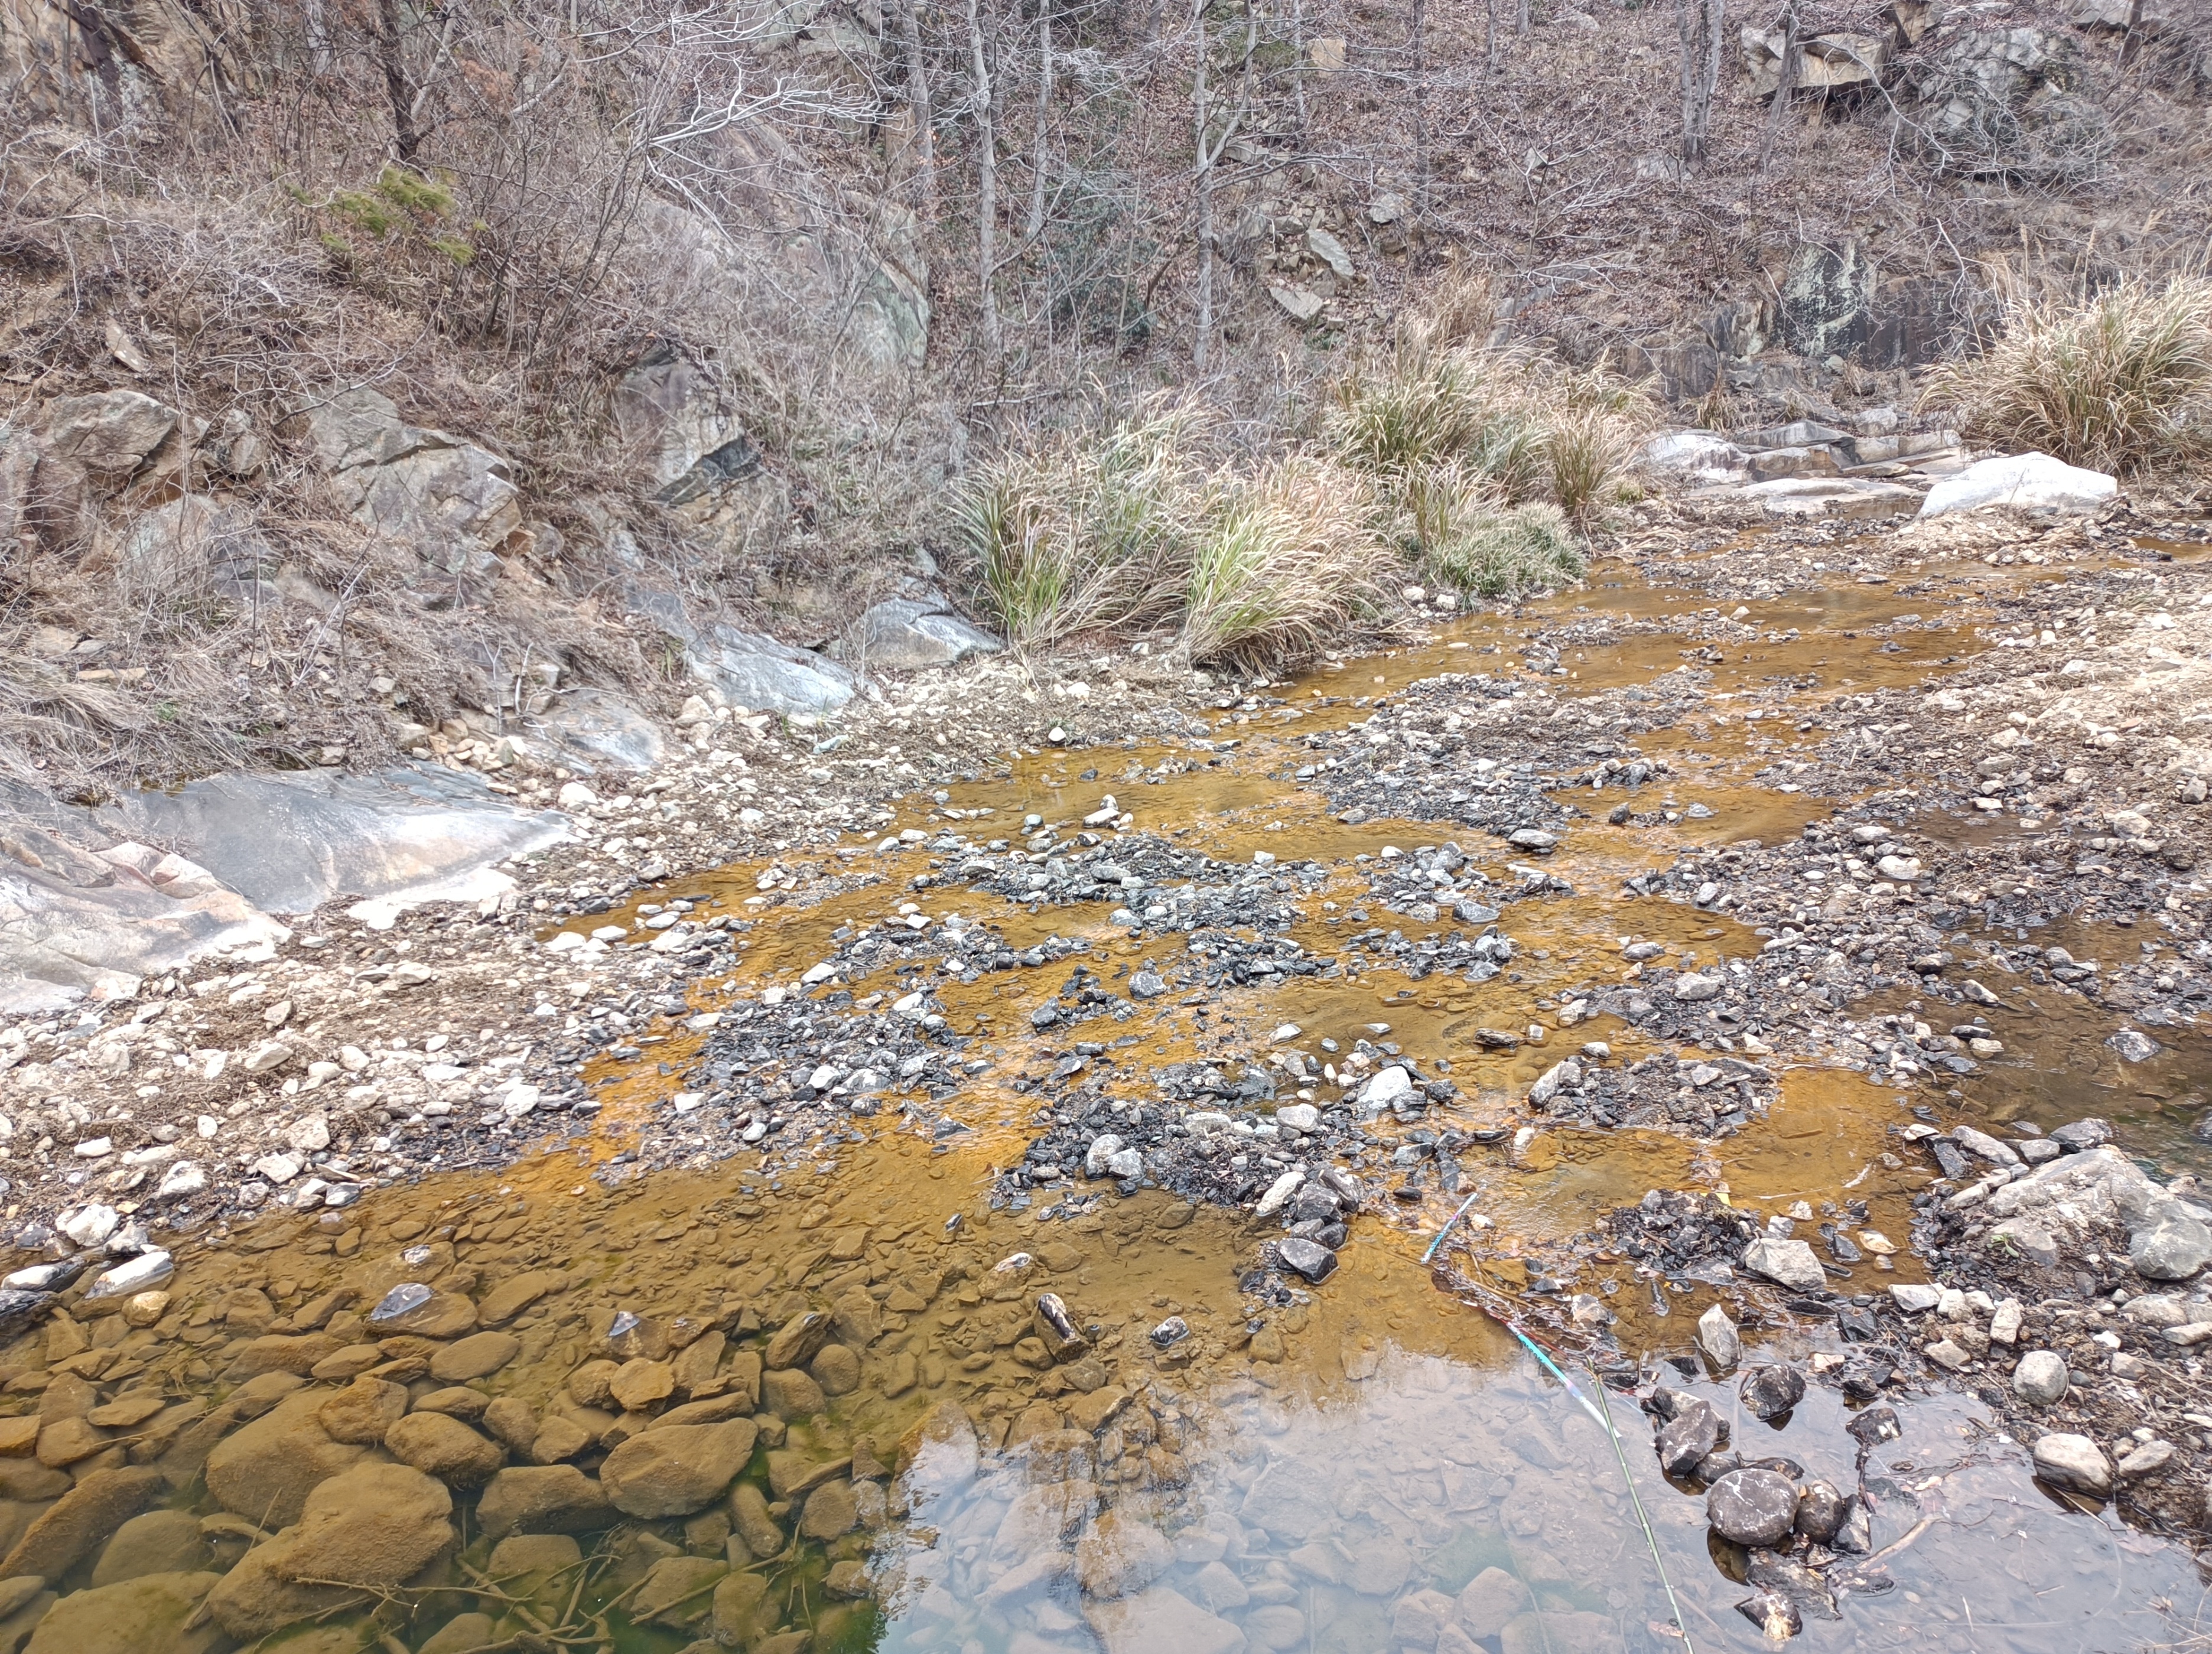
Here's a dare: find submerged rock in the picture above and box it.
[1741,1363,1806,1421]
[1707,1467,1799,1546]
[22,1570,223,1654]
[205,1463,454,1638]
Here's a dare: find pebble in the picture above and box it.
[1694,1305,1741,1373]
[2031,1433,2113,1497]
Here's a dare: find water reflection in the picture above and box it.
[869,1330,2190,1654]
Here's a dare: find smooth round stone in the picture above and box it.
[2031,1433,2113,1497]
[2013,1350,2070,1405]
[1706,1468,1798,1547]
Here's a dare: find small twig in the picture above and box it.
[1866,1514,1939,1563]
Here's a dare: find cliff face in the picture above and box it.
[1,0,256,120]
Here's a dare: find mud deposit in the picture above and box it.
[7,517,2212,1654]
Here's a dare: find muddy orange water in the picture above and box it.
[14,552,2200,1654]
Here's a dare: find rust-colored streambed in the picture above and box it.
[2,552,2198,1654]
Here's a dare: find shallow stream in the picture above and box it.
[8,542,2207,1654]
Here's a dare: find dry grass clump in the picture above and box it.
[1183,460,1389,667]
[1414,493,1585,598]
[1923,276,2212,475]
[958,404,1391,669]
[1324,328,1648,597]
[958,403,1205,651]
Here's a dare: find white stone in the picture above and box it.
[1920,452,2117,518]
[1742,1238,1826,1290]
[557,782,600,810]
[155,1160,208,1201]
[1359,1067,1416,1113]
[1274,1104,1319,1133]
[1696,1304,1741,1372]
[253,1152,302,1184]
[58,1203,121,1247]
[240,1040,294,1074]
[84,1249,175,1299]
[285,1111,331,1152]
[1253,1169,1305,1218]
[2013,1350,2070,1405]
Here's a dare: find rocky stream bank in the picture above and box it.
[0,471,2210,1652]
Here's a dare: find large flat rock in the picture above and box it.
[0,810,288,1011]
[84,764,567,916]
[685,624,859,717]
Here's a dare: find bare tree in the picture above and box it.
[1190,0,1258,372]
[1025,0,1053,243]
[1411,0,1430,213]
[1758,0,1800,174]
[374,0,421,159]
[1292,0,1309,136]
[1678,0,1725,168]
[896,0,936,217]
[965,0,1001,357]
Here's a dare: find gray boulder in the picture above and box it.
[685,624,859,717]
[612,346,757,506]
[1640,431,1751,487]
[0,808,287,1012]
[834,597,1003,672]
[2131,1204,2212,1281]
[523,688,665,773]
[38,390,178,476]
[297,387,520,573]
[113,497,275,600]
[1738,477,1924,520]
[85,764,567,917]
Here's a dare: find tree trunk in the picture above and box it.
[1192,0,1214,372]
[897,0,936,218]
[1757,1,1798,174]
[965,0,1001,357]
[1026,0,1052,243]
[1678,0,1723,168]
[304,0,331,77]
[1410,0,1430,213]
[1292,0,1309,136]
[375,0,419,161]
